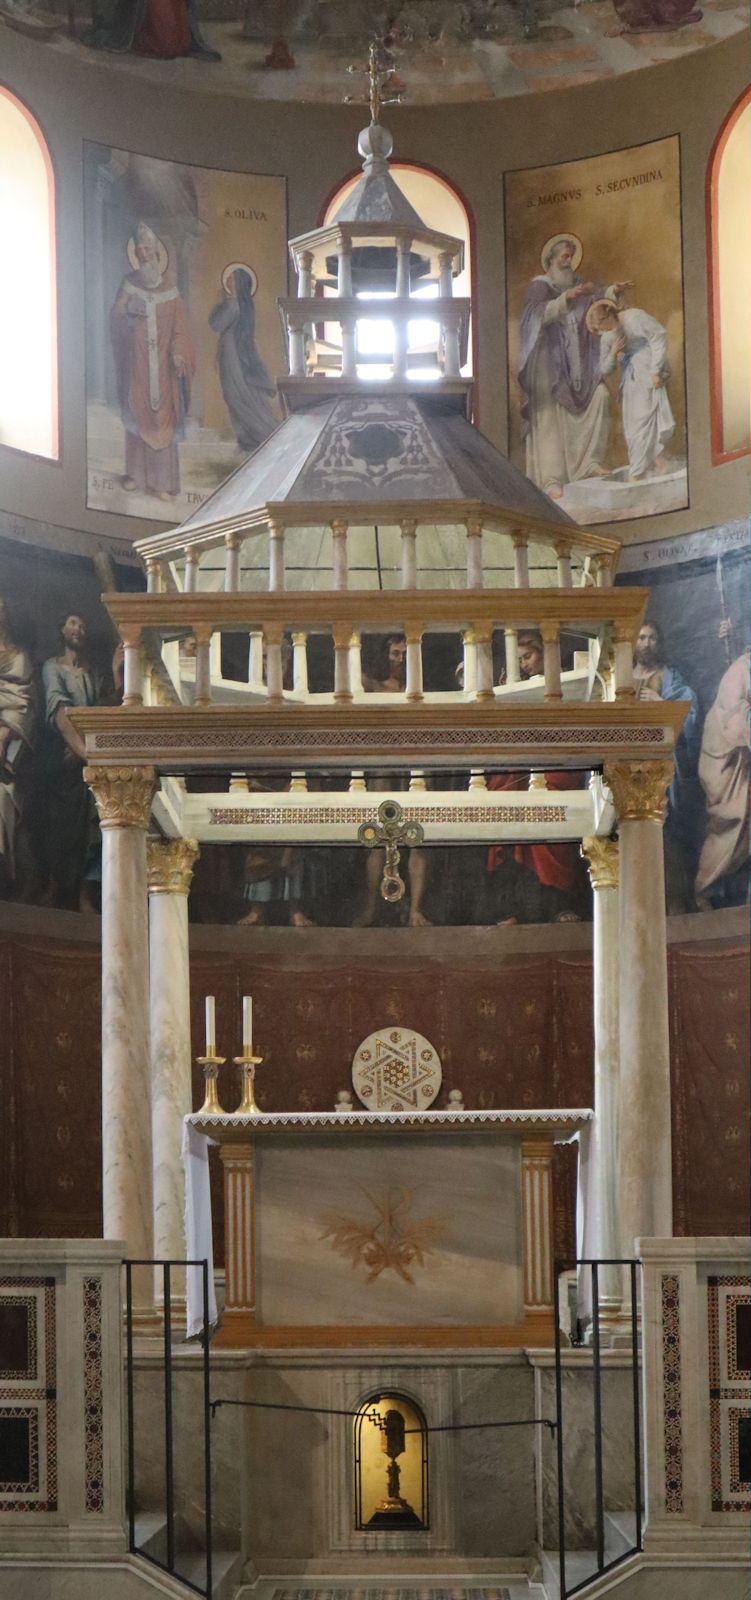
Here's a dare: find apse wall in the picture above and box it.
[0,34,748,1253]
[0,27,749,546]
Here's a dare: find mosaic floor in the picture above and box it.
[270,1591,513,1600]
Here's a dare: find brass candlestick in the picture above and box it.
[233,1050,264,1115]
[197,1051,226,1115]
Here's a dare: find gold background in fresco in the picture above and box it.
[504,136,686,478]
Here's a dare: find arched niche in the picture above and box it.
[0,85,58,462]
[353,1390,429,1531]
[708,87,751,464]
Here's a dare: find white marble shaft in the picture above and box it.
[578,875,621,1318]
[618,817,672,1247]
[101,825,153,1286]
[149,885,193,1273]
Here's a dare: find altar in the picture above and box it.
[186,1107,591,1348]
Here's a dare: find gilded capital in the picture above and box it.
[581,835,619,890]
[84,765,157,830]
[147,837,199,894]
[604,760,673,824]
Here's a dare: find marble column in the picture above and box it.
[147,838,199,1313]
[604,761,674,1255]
[85,766,157,1320]
[580,836,622,1337]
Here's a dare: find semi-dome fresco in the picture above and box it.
[0,0,746,100]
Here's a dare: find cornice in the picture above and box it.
[71,699,689,773]
[100,585,641,630]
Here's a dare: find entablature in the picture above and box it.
[72,699,688,776]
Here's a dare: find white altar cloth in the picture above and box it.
[183,1120,218,1338]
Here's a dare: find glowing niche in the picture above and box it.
[354,1392,428,1531]
[0,88,58,460]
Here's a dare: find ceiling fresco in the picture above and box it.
[0,0,745,101]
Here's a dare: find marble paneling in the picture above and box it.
[533,1358,639,1550]
[129,1359,243,1550]
[132,1351,540,1566]
[641,1238,751,1546]
[454,1365,537,1559]
[0,1241,124,1557]
[256,1136,522,1327]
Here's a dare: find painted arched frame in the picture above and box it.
[707,86,751,465]
[0,84,58,461]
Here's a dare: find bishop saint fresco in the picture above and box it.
[110,222,194,501]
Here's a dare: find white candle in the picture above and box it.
[205,995,216,1055]
[242,995,253,1053]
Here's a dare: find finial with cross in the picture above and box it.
[357,799,424,903]
[345,38,404,121]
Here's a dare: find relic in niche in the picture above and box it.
[368,1406,422,1528]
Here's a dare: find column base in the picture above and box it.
[152,1293,188,1337]
[127,1305,164,1339]
[584,1304,639,1350]
[211,1308,257,1347]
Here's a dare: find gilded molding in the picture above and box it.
[604,760,673,823]
[146,837,199,894]
[581,835,619,890]
[84,765,157,830]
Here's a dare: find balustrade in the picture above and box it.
[512,532,530,588]
[465,515,484,588]
[225,533,240,592]
[137,512,619,603]
[122,628,144,707]
[105,587,647,713]
[268,520,285,591]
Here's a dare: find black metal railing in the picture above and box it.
[124,1258,213,1599]
[553,1258,642,1599]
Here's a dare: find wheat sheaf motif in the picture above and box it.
[318,1184,446,1285]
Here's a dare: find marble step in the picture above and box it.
[133,1511,242,1599]
[540,1513,640,1598]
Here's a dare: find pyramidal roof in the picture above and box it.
[162,391,575,545]
[330,121,428,231]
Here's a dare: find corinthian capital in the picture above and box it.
[147,837,199,894]
[581,835,619,890]
[84,765,157,830]
[604,760,673,824]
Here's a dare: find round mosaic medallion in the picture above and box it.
[352,1028,442,1113]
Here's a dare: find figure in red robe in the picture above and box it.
[110,223,195,501]
[485,629,588,923]
[89,0,220,58]
[611,0,702,31]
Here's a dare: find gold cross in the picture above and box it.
[345,38,403,119]
[358,799,424,903]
